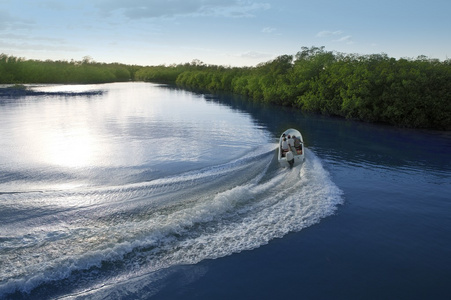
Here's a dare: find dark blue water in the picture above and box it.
[154,93,451,300]
[0,83,450,299]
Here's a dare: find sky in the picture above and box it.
[1,0,450,66]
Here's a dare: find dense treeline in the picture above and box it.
[136,47,451,130]
[0,54,138,84]
[2,48,450,130]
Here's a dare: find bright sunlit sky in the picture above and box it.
[1,0,450,66]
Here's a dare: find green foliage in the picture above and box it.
[0,54,134,84]
[136,47,450,130]
[1,49,450,130]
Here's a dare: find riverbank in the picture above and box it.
[2,48,450,130]
[136,47,451,131]
[0,85,103,97]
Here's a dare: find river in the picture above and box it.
[0,82,449,299]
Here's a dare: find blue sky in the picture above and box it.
[1,0,450,66]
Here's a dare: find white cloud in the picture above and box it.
[0,33,67,44]
[0,40,83,52]
[333,35,353,44]
[35,0,70,11]
[239,51,272,60]
[262,27,276,34]
[316,30,343,37]
[94,0,270,19]
[0,10,34,30]
[317,30,354,44]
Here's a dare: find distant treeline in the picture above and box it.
[136,47,451,130]
[1,47,450,130]
[0,54,138,84]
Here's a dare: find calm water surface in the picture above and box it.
[0,82,449,299]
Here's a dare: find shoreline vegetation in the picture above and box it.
[0,85,104,97]
[1,47,450,130]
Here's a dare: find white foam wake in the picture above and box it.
[0,147,343,298]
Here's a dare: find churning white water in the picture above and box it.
[0,146,342,297]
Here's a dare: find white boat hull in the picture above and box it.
[278,128,305,167]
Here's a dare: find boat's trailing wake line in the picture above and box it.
[0,147,343,298]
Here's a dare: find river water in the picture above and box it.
[0,82,449,299]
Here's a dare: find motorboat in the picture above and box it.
[278,128,305,167]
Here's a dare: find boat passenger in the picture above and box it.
[293,136,302,154]
[281,138,289,156]
[293,136,301,148]
[286,150,294,167]
[287,135,295,150]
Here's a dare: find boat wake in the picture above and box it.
[0,146,343,299]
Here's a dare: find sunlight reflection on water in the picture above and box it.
[0,82,271,191]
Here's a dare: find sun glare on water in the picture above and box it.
[43,126,99,168]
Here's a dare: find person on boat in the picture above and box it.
[287,135,295,150]
[293,135,302,154]
[281,137,289,156]
[286,150,294,167]
[293,136,302,154]
[280,133,286,147]
[293,135,301,148]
